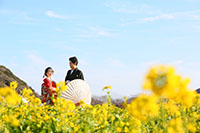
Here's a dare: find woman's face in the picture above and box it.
[46,69,54,78]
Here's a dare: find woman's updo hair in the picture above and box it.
[43,67,53,78]
[69,56,78,66]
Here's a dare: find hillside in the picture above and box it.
[0,65,41,98]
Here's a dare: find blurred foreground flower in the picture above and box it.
[128,94,159,120]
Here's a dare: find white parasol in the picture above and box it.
[61,79,92,104]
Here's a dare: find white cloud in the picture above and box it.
[195,24,200,32]
[53,43,78,52]
[140,10,200,22]
[119,10,200,26]
[106,58,126,68]
[105,2,154,14]
[55,27,64,32]
[192,15,200,19]
[140,14,175,22]
[79,26,115,38]
[0,9,38,25]
[26,51,49,67]
[45,10,68,19]
[186,0,200,2]
[0,9,15,15]
[89,27,113,37]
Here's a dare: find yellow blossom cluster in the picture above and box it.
[0,82,133,132]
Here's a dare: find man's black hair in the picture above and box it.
[69,56,78,65]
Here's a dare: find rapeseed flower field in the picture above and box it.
[0,65,199,132]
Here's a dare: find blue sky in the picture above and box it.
[0,0,200,98]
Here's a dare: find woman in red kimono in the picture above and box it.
[41,67,57,105]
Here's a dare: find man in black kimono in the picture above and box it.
[65,56,84,84]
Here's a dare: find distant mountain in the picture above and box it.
[196,88,200,94]
[91,95,136,108]
[0,65,41,98]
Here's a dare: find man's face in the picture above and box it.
[69,61,75,69]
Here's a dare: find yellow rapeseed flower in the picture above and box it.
[12,117,20,127]
[102,86,112,91]
[116,127,122,132]
[176,90,197,107]
[69,122,75,128]
[124,127,129,132]
[167,118,184,133]
[0,87,21,105]
[128,94,159,120]
[74,126,78,132]
[143,65,191,99]
[164,99,180,116]
[10,81,17,90]
[187,123,196,132]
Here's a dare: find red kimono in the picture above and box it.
[41,78,57,105]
